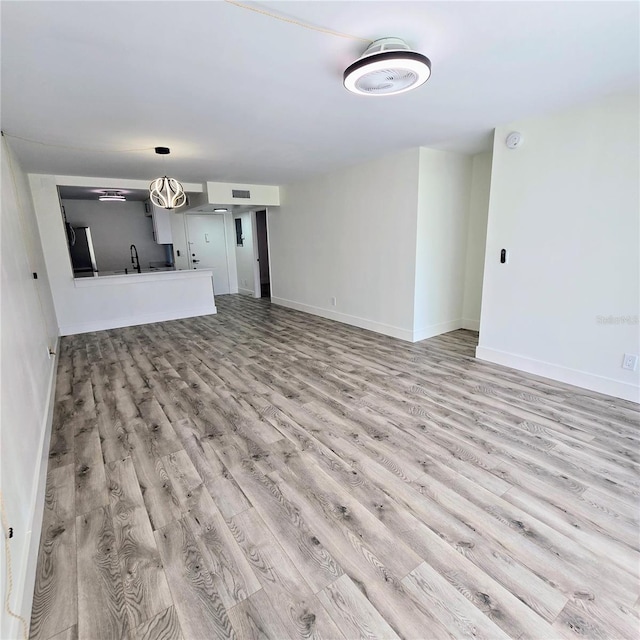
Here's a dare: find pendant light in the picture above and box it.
[344,37,431,96]
[149,146,186,209]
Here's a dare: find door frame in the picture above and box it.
[250,210,261,298]
[252,208,272,299]
[185,212,232,295]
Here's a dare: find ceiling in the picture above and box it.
[2,1,638,185]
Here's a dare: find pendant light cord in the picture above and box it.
[223,0,371,43]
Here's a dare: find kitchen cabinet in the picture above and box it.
[170,212,190,270]
[151,205,173,244]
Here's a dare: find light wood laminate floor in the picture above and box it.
[30,295,640,640]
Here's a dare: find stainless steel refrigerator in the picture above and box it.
[68,225,98,277]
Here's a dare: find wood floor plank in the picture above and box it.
[272,460,463,639]
[402,562,512,640]
[29,465,77,640]
[399,520,565,639]
[229,508,346,640]
[154,518,236,640]
[33,295,640,640]
[130,605,184,640]
[46,626,77,640]
[226,589,292,640]
[207,466,254,520]
[316,575,400,640]
[134,396,183,458]
[129,420,182,531]
[411,462,638,607]
[321,428,570,622]
[553,597,640,640]
[162,448,203,503]
[74,421,109,516]
[183,484,262,609]
[105,456,173,629]
[46,396,75,470]
[492,460,639,548]
[502,485,640,574]
[91,359,139,464]
[76,505,129,640]
[211,435,344,594]
[173,417,225,487]
[253,394,420,534]
[271,443,423,578]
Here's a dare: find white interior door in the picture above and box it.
[186,214,230,295]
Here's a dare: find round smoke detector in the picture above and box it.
[343,37,431,96]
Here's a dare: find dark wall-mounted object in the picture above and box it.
[235,218,243,246]
[500,249,507,264]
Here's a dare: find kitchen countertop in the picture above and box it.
[73,268,213,287]
[96,266,176,276]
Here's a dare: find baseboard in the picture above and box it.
[476,345,640,403]
[9,337,60,639]
[271,297,414,342]
[461,318,480,331]
[413,319,464,342]
[238,287,255,296]
[59,305,217,336]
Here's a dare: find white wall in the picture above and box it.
[478,92,640,402]
[62,199,167,272]
[1,138,59,639]
[234,212,257,296]
[270,148,421,340]
[30,174,217,336]
[413,148,473,341]
[462,151,493,330]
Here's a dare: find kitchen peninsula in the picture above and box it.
[29,173,217,336]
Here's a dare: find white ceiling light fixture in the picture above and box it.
[213,208,228,213]
[99,190,126,202]
[149,146,187,209]
[343,37,431,96]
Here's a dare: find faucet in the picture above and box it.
[130,244,141,273]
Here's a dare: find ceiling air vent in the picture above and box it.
[232,189,251,199]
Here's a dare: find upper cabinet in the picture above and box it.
[150,204,173,244]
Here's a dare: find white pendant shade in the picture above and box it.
[149,176,186,209]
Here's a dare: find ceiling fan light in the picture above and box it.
[149,176,187,210]
[344,38,431,96]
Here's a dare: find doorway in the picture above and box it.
[255,209,270,298]
[186,214,231,295]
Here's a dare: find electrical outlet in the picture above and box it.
[331,297,337,307]
[622,353,638,371]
